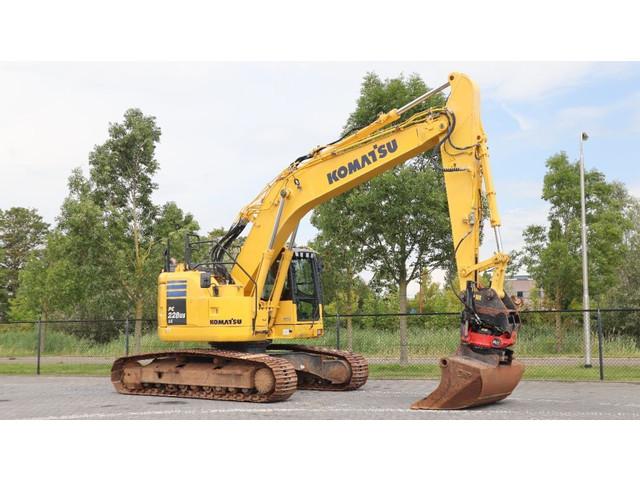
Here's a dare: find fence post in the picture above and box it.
[36,317,42,375]
[597,308,604,381]
[336,311,341,351]
[125,318,130,356]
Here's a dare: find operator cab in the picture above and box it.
[263,247,324,322]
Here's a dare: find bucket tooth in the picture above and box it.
[411,353,524,410]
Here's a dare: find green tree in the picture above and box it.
[311,73,452,363]
[88,108,163,351]
[0,247,6,322]
[19,171,131,341]
[0,207,49,322]
[520,152,632,350]
[604,198,640,343]
[413,270,460,314]
[10,231,76,348]
[11,109,200,345]
[12,171,200,343]
[309,198,366,352]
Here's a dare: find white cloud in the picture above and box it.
[492,86,640,168]
[479,63,595,102]
[301,62,629,105]
[630,183,640,199]
[550,89,640,137]
[420,62,627,103]
[481,204,549,256]
[499,180,544,201]
[557,103,612,121]
[499,103,535,131]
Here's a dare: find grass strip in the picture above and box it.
[2,362,638,382]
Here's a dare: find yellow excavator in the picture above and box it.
[111,72,524,409]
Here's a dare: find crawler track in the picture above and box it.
[111,349,297,403]
[268,344,369,391]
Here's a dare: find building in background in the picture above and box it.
[505,274,540,308]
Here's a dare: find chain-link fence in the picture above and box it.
[1,308,639,381]
[321,308,640,382]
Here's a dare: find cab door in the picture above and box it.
[289,251,323,321]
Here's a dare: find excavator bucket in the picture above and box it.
[411,348,524,410]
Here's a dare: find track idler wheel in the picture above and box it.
[254,368,276,394]
[411,348,524,410]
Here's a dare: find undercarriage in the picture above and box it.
[111,345,369,403]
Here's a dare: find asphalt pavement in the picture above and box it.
[1,376,639,420]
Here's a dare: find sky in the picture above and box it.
[1,62,639,294]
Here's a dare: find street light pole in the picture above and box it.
[579,132,592,368]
